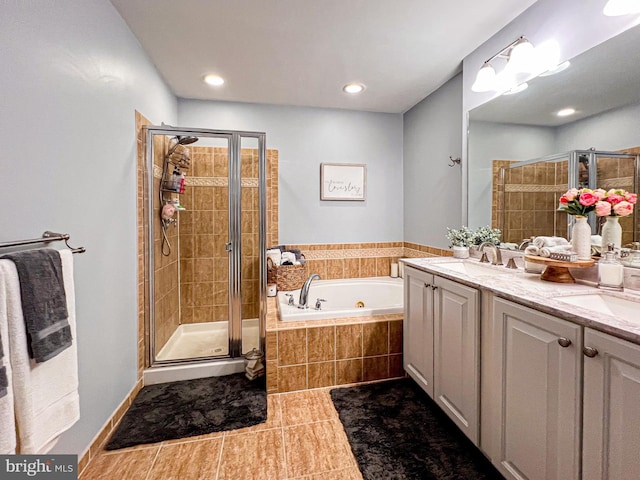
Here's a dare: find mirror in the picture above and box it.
[467,24,640,244]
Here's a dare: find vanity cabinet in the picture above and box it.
[487,298,582,480]
[582,328,640,480]
[403,266,480,444]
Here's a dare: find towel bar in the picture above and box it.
[0,231,86,254]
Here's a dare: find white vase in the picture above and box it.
[452,246,470,259]
[601,216,622,250]
[571,215,592,260]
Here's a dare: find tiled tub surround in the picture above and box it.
[266,298,404,394]
[403,257,640,344]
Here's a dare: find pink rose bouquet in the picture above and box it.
[594,188,636,217]
[558,188,599,216]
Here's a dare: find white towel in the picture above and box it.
[266,249,282,267]
[0,277,16,454]
[524,245,539,256]
[533,236,570,249]
[281,252,297,264]
[0,249,80,454]
[591,235,602,246]
[539,245,573,258]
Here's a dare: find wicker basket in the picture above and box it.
[267,263,308,291]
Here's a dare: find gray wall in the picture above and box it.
[556,101,640,152]
[178,100,404,244]
[467,121,556,228]
[0,0,177,455]
[402,74,463,248]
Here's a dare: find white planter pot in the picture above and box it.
[452,246,470,259]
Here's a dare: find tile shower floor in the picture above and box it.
[80,387,363,480]
[156,320,260,361]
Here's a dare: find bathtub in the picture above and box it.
[277,276,403,321]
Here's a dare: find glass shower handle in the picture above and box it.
[225,242,232,253]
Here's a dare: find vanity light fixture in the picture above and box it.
[557,107,576,117]
[603,0,640,16]
[472,37,562,93]
[343,83,366,94]
[203,74,225,86]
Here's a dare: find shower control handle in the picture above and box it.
[225,242,232,252]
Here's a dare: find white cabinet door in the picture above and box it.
[490,298,582,480]
[583,328,640,480]
[403,266,434,397]
[433,276,480,444]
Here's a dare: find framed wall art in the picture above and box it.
[320,163,366,201]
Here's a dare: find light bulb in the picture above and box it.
[343,83,365,94]
[203,74,225,86]
[557,108,576,117]
[532,40,561,76]
[506,38,536,74]
[471,62,497,92]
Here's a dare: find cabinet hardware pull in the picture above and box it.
[431,285,438,291]
[424,283,431,288]
[558,337,572,348]
[583,346,599,358]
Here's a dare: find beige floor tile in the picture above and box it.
[217,428,286,480]
[280,389,338,426]
[146,439,222,480]
[291,466,364,480]
[225,394,283,436]
[162,430,225,445]
[284,420,355,478]
[80,447,159,480]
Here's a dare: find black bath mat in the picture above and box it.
[330,379,503,480]
[106,373,266,450]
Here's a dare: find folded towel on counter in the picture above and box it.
[0,250,80,454]
[1,249,70,362]
[533,236,570,249]
[524,245,540,256]
[500,242,519,250]
[539,245,573,258]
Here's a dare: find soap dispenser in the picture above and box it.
[598,243,623,291]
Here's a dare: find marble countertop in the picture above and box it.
[402,257,640,346]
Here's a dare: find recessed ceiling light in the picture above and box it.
[203,74,225,86]
[502,82,528,95]
[343,83,365,94]
[539,61,571,77]
[557,107,576,117]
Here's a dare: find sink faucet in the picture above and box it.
[479,242,503,266]
[298,274,321,309]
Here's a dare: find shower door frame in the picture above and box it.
[145,125,267,367]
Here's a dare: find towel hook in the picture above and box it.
[448,156,461,167]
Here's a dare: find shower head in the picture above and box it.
[166,135,198,157]
[175,135,198,146]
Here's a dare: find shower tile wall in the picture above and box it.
[492,160,564,243]
[153,134,181,352]
[178,146,279,324]
[596,155,636,246]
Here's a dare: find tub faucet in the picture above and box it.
[479,242,503,266]
[298,274,321,309]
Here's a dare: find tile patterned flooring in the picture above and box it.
[80,387,364,480]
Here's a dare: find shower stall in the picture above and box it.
[143,125,266,382]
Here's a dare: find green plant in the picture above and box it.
[470,226,501,246]
[446,226,474,247]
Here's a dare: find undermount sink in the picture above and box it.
[434,261,513,276]
[556,294,640,323]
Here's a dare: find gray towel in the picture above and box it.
[3,249,71,363]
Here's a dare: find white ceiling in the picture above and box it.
[110,0,537,113]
